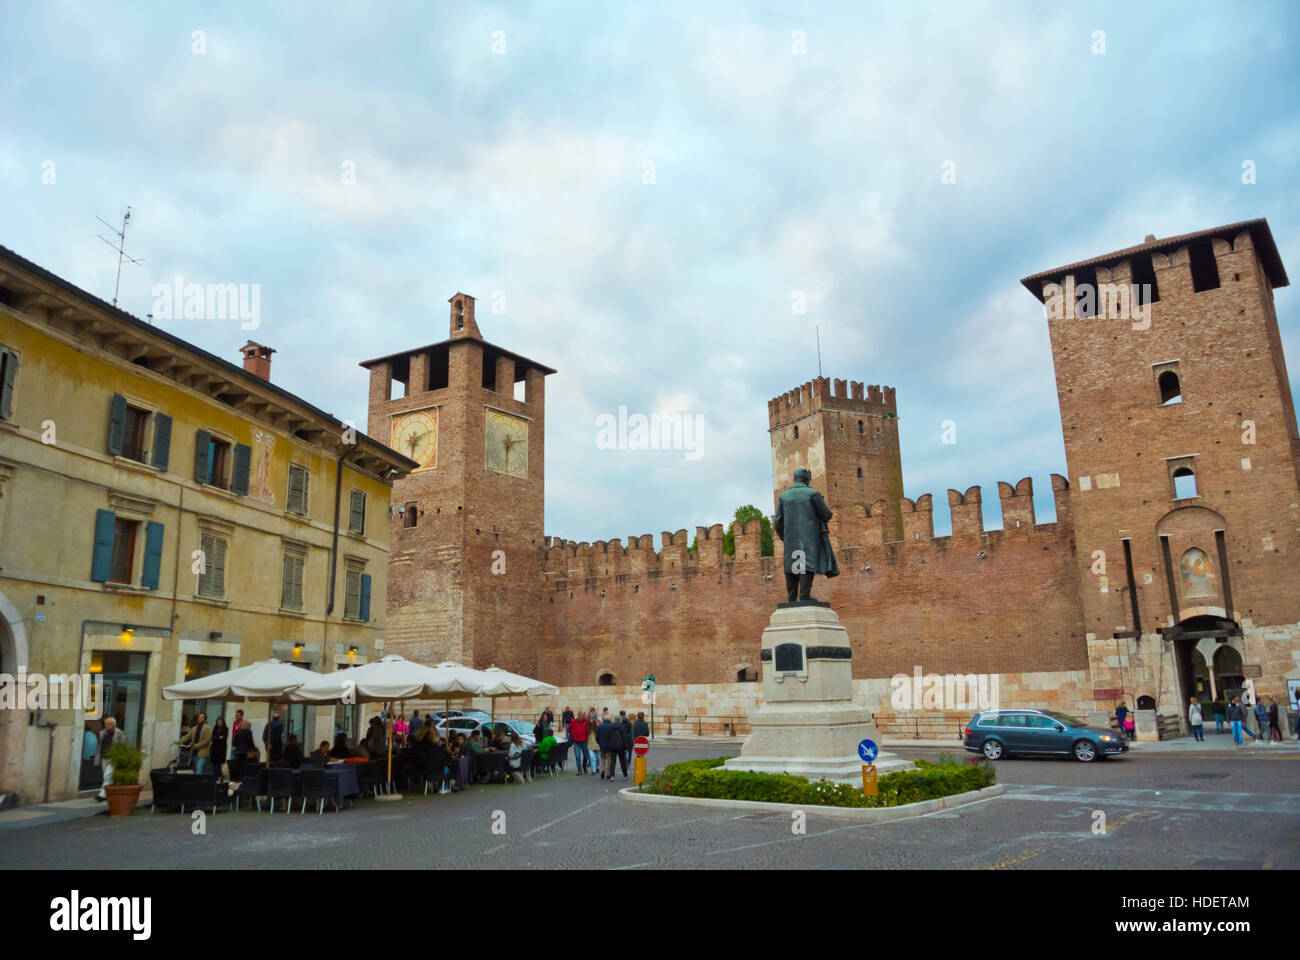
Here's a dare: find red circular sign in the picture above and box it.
[633,736,649,757]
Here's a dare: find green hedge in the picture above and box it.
[643,755,994,809]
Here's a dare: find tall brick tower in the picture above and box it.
[1023,219,1298,719]
[360,295,555,672]
[768,377,904,541]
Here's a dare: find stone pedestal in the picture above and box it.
[724,604,912,783]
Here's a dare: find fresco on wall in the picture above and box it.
[252,430,276,504]
[1180,547,1215,598]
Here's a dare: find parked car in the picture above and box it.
[428,709,491,722]
[963,709,1128,762]
[434,716,534,746]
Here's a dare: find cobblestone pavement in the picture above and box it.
[2,745,1296,869]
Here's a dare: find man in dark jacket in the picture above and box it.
[773,468,838,603]
[633,712,650,741]
[1226,698,1257,745]
[605,718,629,779]
[281,733,304,769]
[618,711,634,770]
[562,706,574,728]
[262,712,284,763]
[595,717,614,779]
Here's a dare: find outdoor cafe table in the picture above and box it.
[471,750,508,784]
[290,764,360,809]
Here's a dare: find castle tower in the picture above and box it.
[360,295,555,672]
[768,377,904,542]
[1024,218,1297,718]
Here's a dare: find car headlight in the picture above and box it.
[1099,735,1114,741]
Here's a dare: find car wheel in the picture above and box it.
[1073,739,1097,762]
[982,739,1003,760]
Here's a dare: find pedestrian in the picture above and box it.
[210,715,229,779]
[231,708,246,743]
[94,716,125,801]
[175,711,213,774]
[507,733,525,783]
[595,714,614,779]
[567,713,590,775]
[1213,700,1226,734]
[1114,700,1129,736]
[1267,698,1283,743]
[393,712,409,745]
[633,711,650,741]
[1188,698,1204,742]
[619,710,634,769]
[1227,697,1257,745]
[606,715,629,779]
[410,710,423,738]
[561,705,574,728]
[262,711,284,763]
[542,705,554,728]
[587,708,600,775]
[1123,713,1136,741]
[231,714,256,768]
[1253,699,1270,745]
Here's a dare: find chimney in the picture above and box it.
[240,341,275,381]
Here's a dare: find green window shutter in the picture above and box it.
[141,521,164,589]
[293,557,304,609]
[359,573,372,622]
[91,509,117,581]
[280,554,293,608]
[1,348,17,419]
[345,569,361,619]
[231,443,251,495]
[198,532,213,596]
[107,394,127,456]
[211,536,227,598]
[194,429,211,483]
[152,414,172,471]
[288,465,308,514]
[349,489,365,534]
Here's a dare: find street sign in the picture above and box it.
[633,755,647,787]
[1242,664,1262,679]
[641,676,656,692]
[633,735,650,757]
[861,764,878,796]
[857,738,878,763]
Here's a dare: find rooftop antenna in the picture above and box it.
[815,324,822,377]
[95,204,145,307]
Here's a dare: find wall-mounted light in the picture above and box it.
[121,624,134,633]
[209,631,222,640]
[348,645,359,657]
[293,642,304,657]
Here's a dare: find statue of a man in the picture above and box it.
[773,468,839,603]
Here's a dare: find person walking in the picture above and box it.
[567,713,590,775]
[619,710,634,770]
[633,711,650,742]
[1227,697,1257,745]
[542,706,554,728]
[94,716,125,801]
[175,711,213,774]
[1123,713,1136,741]
[1114,700,1129,737]
[595,714,614,779]
[1267,698,1283,743]
[1188,698,1204,742]
[210,715,229,779]
[1252,699,1270,746]
[262,711,284,763]
[561,706,574,729]
[606,715,629,779]
[409,710,423,738]
[1213,700,1226,734]
[587,708,600,775]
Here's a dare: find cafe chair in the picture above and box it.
[265,767,294,813]
[234,766,264,813]
[300,767,334,814]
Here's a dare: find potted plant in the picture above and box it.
[103,741,146,817]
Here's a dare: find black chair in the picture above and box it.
[149,769,181,813]
[515,748,534,783]
[300,768,336,814]
[180,774,226,815]
[234,766,265,813]
[266,767,294,813]
[549,741,571,776]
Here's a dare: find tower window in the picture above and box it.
[1188,240,1220,293]
[857,467,863,479]
[598,672,614,686]
[858,420,864,435]
[454,300,464,330]
[1153,361,1181,405]
[1168,457,1198,499]
[1130,254,1160,305]
[403,502,418,528]
[793,425,798,439]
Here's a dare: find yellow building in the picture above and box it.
[0,245,415,804]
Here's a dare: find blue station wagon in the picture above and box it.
[963,709,1128,763]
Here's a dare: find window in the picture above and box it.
[281,549,305,611]
[288,464,309,515]
[598,673,615,686]
[856,467,863,479]
[109,519,138,583]
[0,345,19,419]
[344,563,371,621]
[1026,714,1058,729]
[793,425,798,439]
[1188,240,1220,293]
[858,420,864,435]
[197,532,227,599]
[403,502,418,528]
[1169,457,1198,499]
[194,430,232,488]
[121,405,150,462]
[737,668,758,683]
[348,489,366,535]
[1158,370,1181,404]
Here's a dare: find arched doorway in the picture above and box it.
[0,589,31,802]
[1169,614,1240,708]
[1212,646,1245,701]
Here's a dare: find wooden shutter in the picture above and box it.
[345,569,361,619]
[292,555,304,609]
[210,536,227,598]
[231,443,251,495]
[359,573,372,622]
[281,553,304,610]
[107,394,127,456]
[141,521,164,589]
[349,489,365,534]
[288,465,307,514]
[194,429,211,483]
[198,532,213,596]
[152,413,172,471]
[91,509,117,582]
[0,348,17,419]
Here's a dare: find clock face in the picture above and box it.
[485,410,528,478]
[391,409,437,470]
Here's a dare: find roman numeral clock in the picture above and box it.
[485,409,528,478]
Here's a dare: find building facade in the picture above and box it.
[370,219,1299,739]
[0,246,414,804]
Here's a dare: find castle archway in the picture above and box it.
[1165,613,1242,710]
[0,588,31,801]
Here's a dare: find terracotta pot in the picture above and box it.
[104,783,143,817]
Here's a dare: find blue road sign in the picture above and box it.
[857,739,878,763]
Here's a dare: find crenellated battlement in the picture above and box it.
[541,473,1074,586]
[767,376,897,429]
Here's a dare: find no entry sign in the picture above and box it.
[633,735,649,757]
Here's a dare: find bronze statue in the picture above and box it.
[773,468,839,603]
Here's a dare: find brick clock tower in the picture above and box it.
[1023,218,1298,715]
[768,377,905,542]
[361,295,555,672]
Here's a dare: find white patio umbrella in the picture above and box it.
[162,658,314,769]
[289,655,482,794]
[479,666,559,743]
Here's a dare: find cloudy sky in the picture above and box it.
[3,1,1297,542]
